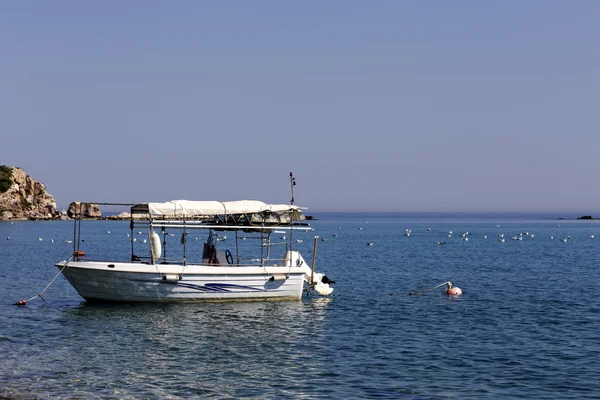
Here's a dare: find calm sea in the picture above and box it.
[1,213,600,399]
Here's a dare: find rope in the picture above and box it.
[407,281,450,296]
[15,256,73,305]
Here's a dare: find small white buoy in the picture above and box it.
[444,282,462,296]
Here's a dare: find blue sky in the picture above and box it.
[1,1,599,212]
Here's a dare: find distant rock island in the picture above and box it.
[577,215,600,220]
[0,165,60,220]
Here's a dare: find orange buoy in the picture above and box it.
[444,282,462,295]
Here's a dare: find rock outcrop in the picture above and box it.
[0,166,59,220]
[68,202,102,219]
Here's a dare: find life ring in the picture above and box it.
[225,249,234,264]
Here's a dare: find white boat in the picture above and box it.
[56,200,334,302]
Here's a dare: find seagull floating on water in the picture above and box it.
[366,242,374,246]
[38,237,43,241]
[437,241,446,245]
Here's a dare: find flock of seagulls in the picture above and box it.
[310,225,598,248]
[4,225,597,250]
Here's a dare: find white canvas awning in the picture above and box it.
[147,200,299,217]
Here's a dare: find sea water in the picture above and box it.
[1,213,600,399]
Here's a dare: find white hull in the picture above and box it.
[56,261,309,302]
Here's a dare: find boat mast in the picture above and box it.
[289,172,295,205]
[289,172,296,253]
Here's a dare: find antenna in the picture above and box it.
[289,172,296,205]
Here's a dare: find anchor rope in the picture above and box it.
[22,256,73,303]
[407,281,451,296]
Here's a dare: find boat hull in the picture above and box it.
[56,261,308,302]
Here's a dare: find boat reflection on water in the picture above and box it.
[58,298,333,398]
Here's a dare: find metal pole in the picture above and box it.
[289,172,295,205]
[311,236,318,284]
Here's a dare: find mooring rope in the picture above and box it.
[14,256,73,305]
[407,281,451,296]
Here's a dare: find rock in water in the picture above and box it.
[67,201,101,219]
[0,166,59,220]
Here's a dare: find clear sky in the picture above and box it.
[1,1,599,212]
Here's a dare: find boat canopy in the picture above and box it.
[136,200,300,218]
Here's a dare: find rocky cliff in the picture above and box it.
[0,166,59,220]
